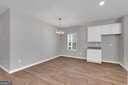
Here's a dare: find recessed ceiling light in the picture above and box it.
[99,0,105,6]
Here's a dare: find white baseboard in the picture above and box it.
[58,55,86,59]
[102,60,120,64]
[1,55,85,74]
[0,65,10,73]
[59,55,120,64]
[9,56,59,74]
[102,60,128,71]
[120,63,128,72]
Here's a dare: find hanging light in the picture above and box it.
[56,31,65,35]
[58,17,62,27]
[56,17,65,35]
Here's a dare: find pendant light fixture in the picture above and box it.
[56,17,65,35]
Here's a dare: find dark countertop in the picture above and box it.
[87,47,102,49]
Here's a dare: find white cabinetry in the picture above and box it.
[88,23,122,42]
[88,26,101,42]
[87,49,102,63]
[101,23,122,35]
[87,23,121,64]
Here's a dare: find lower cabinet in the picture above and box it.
[87,49,102,64]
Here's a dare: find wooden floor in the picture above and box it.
[0,57,127,85]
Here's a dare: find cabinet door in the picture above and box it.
[88,26,101,42]
[87,49,102,63]
[101,23,122,35]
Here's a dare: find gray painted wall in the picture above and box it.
[0,9,10,69]
[121,16,128,69]
[0,9,59,71]
[10,13,58,70]
[102,35,121,62]
[118,31,124,65]
[58,26,87,59]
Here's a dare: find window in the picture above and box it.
[67,33,77,51]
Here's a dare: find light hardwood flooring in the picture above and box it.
[0,57,127,85]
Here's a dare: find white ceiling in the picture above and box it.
[0,0,128,27]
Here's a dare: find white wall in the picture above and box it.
[0,9,10,70]
[10,12,58,70]
[121,16,128,70]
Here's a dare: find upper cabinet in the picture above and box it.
[88,23,122,42]
[100,23,122,35]
[88,26,101,42]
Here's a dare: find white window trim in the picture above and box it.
[67,33,77,51]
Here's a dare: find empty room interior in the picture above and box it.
[0,0,128,85]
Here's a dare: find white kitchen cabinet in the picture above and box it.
[87,23,121,64]
[87,49,102,64]
[101,23,122,35]
[88,26,101,42]
[88,23,121,42]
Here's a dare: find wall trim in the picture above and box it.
[120,63,128,72]
[9,56,59,74]
[102,60,120,64]
[0,65,10,73]
[58,55,86,60]
[102,60,128,71]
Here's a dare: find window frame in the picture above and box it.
[67,33,77,51]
